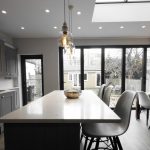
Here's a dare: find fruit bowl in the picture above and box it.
[64,89,81,99]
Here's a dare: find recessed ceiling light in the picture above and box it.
[141,25,146,29]
[77,27,81,30]
[120,26,124,29]
[45,9,50,13]
[1,10,7,14]
[77,11,81,15]
[53,26,57,29]
[20,26,25,30]
[99,26,103,29]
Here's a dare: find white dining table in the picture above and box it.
[0,90,120,150]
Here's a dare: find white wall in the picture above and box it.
[15,37,150,94]
[14,38,59,94]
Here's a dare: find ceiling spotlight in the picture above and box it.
[77,11,81,15]
[21,26,25,30]
[45,9,50,13]
[53,26,58,29]
[120,26,124,29]
[141,25,146,29]
[77,27,81,30]
[1,10,7,14]
[99,26,103,29]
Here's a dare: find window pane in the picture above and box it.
[105,48,122,107]
[146,48,150,92]
[84,48,101,94]
[125,48,143,91]
[63,49,81,90]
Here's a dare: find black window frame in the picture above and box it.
[59,45,150,94]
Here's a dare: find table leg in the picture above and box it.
[4,123,80,150]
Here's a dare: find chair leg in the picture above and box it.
[84,136,88,150]
[80,133,84,143]
[95,138,100,149]
[113,137,118,150]
[116,136,123,150]
[87,137,94,150]
[109,137,117,150]
[146,109,149,126]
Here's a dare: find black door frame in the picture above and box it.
[21,55,44,106]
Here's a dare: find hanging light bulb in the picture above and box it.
[59,0,75,56]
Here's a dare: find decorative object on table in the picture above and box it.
[64,89,81,99]
[59,0,75,56]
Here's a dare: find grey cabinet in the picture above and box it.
[12,89,20,110]
[0,92,13,117]
[5,46,18,78]
[0,41,6,76]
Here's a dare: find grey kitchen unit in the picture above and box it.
[0,90,20,133]
[0,40,6,76]
[0,40,18,78]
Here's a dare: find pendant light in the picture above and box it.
[59,0,75,55]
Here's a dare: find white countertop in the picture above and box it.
[0,90,120,123]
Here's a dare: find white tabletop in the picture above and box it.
[0,90,120,123]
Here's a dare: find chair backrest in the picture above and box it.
[114,90,136,135]
[102,85,113,106]
[98,84,106,99]
[137,91,150,108]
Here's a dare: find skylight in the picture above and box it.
[92,2,150,22]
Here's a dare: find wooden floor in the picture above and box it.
[0,110,149,150]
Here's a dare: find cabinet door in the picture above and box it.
[12,90,20,110]
[5,46,18,78]
[0,41,6,75]
[0,92,13,117]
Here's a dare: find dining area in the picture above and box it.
[0,86,137,150]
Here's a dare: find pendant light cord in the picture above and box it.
[64,0,66,22]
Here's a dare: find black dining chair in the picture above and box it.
[81,90,136,150]
[137,91,150,127]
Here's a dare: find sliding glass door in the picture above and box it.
[84,48,101,94]
[104,48,122,107]
[125,48,143,91]
[59,45,148,108]
[146,48,150,93]
[63,48,81,90]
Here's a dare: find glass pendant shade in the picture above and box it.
[59,0,75,56]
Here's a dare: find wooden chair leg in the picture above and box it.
[87,137,94,150]
[109,137,117,150]
[95,138,100,149]
[84,136,88,150]
[146,109,149,126]
[80,133,84,143]
[136,99,140,120]
[116,136,123,150]
[113,137,118,150]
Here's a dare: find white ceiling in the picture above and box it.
[0,0,150,38]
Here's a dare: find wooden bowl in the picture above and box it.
[64,90,80,99]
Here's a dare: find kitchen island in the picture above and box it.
[0,90,120,150]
